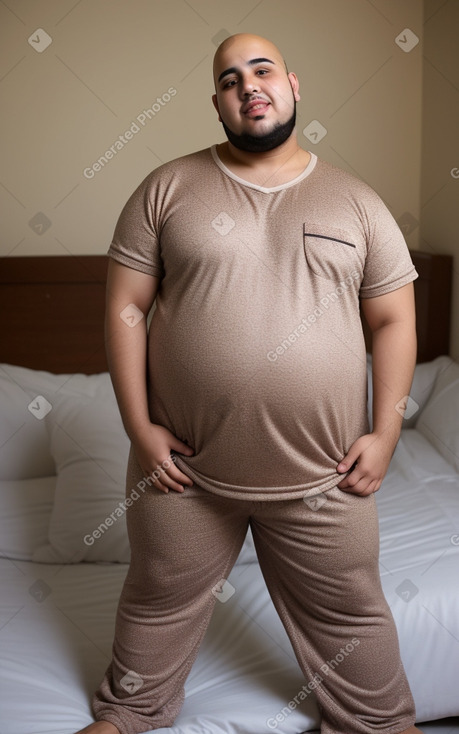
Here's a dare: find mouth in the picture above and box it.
[243,100,271,117]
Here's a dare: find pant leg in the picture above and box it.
[92,449,250,734]
[251,486,416,734]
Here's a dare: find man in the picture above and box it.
[78,33,422,734]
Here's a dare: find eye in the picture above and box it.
[222,78,237,89]
[256,68,269,75]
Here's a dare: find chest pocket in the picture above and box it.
[303,225,359,281]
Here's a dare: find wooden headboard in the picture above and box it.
[407,250,453,361]
[0,256,108,374]
[0,251,453,374]
[361,250,453,362]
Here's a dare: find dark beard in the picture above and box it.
[221,104,296,153]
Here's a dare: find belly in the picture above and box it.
[147,300,368,476]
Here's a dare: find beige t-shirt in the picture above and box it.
[108,146,418,500]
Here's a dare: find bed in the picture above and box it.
[0,252,458,734]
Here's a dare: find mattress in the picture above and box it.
[0,430,458,734]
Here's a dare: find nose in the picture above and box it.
[240,74,260,97]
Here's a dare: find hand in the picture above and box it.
[336,432,398,495]
[132,423,195,494]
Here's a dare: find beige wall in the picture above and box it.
[5,0,449,346]
[421,0,459,359]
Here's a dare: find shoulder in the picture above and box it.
[140,147,214,188]
[312,156,382,203]
[117,147,217,223]
[118,148,214,211]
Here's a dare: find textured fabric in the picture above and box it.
[92,449,416,734]
[107,146,418,501]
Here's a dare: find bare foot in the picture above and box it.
[75,721,121,734]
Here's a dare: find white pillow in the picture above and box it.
[416,357,459,473]
[0,476,56,560]
[0,363,121,480]
[0,364,56,480]
[33,383,131,564]
[366,354,452,430]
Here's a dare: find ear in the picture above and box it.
[212,93,222,122]
[288,72,301,102]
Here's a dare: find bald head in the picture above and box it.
[213,33,288,88]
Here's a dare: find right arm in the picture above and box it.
[105,259,194,493]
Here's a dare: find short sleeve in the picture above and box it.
[359,195,418,298]
[107,174,164,278]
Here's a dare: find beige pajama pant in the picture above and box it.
[92,449,416,734]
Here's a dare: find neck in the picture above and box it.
[216,133,311,188]
[220,132,302,169]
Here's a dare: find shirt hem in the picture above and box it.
[173,455,344,501]
[359,268,418,299]
[107,247,164,279]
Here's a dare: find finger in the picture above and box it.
[154,482,170,494]
[156,461,195,491]
[336,462,361,489]
[340,476,378,495]
[337,448,361,474]
[337,465,366,491]
[143,456,193,489]
[166,462,194,487]
[149,473,184,494]
[362,478,382,495]
[151,470,186,493]
[170,436,195,456]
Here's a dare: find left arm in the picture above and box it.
[336,282,417,494]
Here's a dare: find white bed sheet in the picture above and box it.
[1,429,458,734]
[0,559,320,734]
[375,430,459,722]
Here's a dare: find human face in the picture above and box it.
[212,36,300,153]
